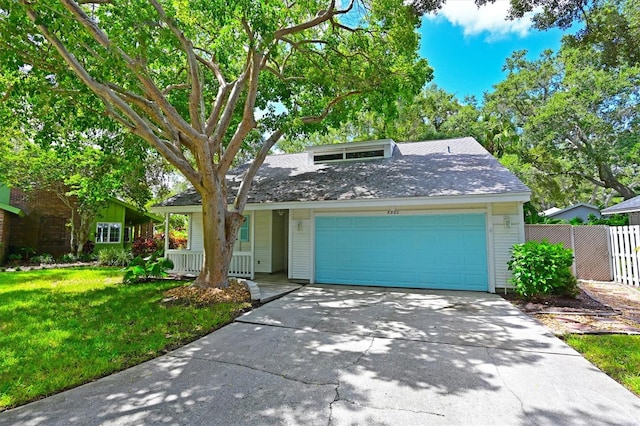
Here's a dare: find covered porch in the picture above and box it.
[160,208,289,280]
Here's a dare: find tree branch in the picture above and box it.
[22,3,201,187]
[273,0,355,40]
[205,83,232,137]
[161,83,191,95]
[233,129,284,212]
[149,0,205,133]
[301,90,361,124]
[59,0,205,144]
[218,52,262,173]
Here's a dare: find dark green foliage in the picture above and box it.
[123,255,174,284]
[586,213,629,226]
[508,240,578,299]
[97,248,133,267]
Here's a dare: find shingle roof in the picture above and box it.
[543,203,600,218]
[158,137,530,207]
[601,195,640,215]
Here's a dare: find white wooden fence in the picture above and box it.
[165,250,253,279]
[609,225,640,286]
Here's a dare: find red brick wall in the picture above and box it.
[9,189,76,259]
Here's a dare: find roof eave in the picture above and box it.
[151,192,531,213]
[601,207,639,215]
[0,202,25,217]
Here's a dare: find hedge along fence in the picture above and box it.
[525,225,612,281]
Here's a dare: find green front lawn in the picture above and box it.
[0,267,249,411]
[565,334,640,396]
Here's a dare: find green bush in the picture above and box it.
[97,248,133,267]
[31,254,55,265]
[123,255,174,284]
[507,240,578,299]
[60,253,77,263]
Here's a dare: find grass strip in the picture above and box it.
[565,334,640,396]
[0,267,249,410]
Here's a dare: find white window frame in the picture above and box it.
[96,222,122,244]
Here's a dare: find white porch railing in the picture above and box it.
[609,225,640,287]
[166,250,253,279]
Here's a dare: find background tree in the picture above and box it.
[1,0,430,288]
[486,46,640,202]
[509,0,640,67]
[0,65,169,256]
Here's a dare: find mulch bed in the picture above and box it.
[163,279,251,307]
[502,284,640,335]
[502,288,615,314]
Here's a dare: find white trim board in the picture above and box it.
[151,192,531,214]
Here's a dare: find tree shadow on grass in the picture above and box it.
[2,285,639,425]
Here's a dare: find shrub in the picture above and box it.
[7,246,36,264]
[507,240,578,300]
[131,237,164,258]
[7,253,22,266]
[123,255,174,284]
[168,229,188,249]
[60,253,77,263]
[97,248,133,267]
[82,240,95,254]
[31,254,55,265]
[78,252,98,262]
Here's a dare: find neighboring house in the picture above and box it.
[91,198,163,252]
[542,203,602,222]
[601,195,640,225]
[0,185,25,263]
[154,137,531,293]
[0,185,160,262]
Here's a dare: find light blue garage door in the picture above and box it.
[315,214,488,291]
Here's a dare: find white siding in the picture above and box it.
[254,210,272,273]
[292,209,310,220]
[492,202,518,216]
[190,213,204,251]
[492,203,523,290]
[289,209,311,280]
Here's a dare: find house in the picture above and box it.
[0,185,161,262]
[0,185,25,263]
[542,203,601,222]
[154,137,531,292]
[91,198,163,252]
[601,195,640,225]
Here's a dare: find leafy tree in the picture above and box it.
[0,67,163,255]
[487,47,640,202]
[509,0,640,67]
[410,0,639,66]
[1,1,430,288]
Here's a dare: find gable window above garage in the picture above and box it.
[308,139,395,164]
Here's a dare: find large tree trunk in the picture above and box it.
[75,211,94,257]
[192,178,244,289]
[598,163,636,200]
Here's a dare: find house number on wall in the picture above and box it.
[387,209,400,215]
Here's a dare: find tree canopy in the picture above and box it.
[0,70,164,255]
[1,0,430,286]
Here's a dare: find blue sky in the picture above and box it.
[419,1,565,102]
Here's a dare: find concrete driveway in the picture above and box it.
[2,285,639,425]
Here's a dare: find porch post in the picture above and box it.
[250,212,255,279]
[164,213,170,253]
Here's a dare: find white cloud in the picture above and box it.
[427,0,536,40]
